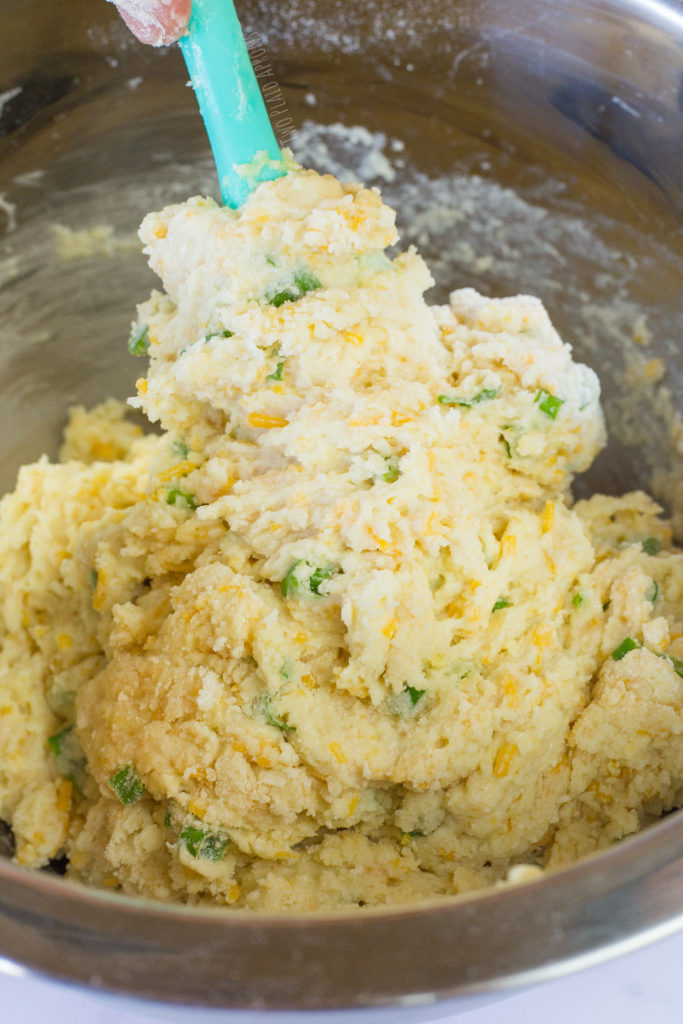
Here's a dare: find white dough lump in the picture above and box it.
[0,165,681,910]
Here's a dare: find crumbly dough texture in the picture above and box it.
[1,166,682,910]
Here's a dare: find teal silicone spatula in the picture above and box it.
[178,0,287,207]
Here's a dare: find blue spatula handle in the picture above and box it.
[179,0,287,207]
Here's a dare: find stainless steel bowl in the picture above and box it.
[0,0,682,1017]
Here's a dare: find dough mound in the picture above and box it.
[1,167,682,910]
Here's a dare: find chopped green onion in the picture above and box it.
[389,688,428,720]
[492,597,511,612]
[47,724,87,796]
[109,766,145,805]
[293,269,322,294]
[402,830,425,839]
[171,439,190,458]
[611,637,641,661]
[163,810,172,829]
[281,562,304,598]
[265,256,277,267]
[180,823,229,861]
[89,568,98,588]
[382,455,400,483]
[670,656,683,679]
[390,685,427,717]
[166,487,196,511]
[267,359,285,382]
[438,386,500,408]
[47,724,73,758]
[281,560,338,598]
[646,580,659,603]
[404,684,426,707]
[572,591,585,608]
[309,567,336,594]
[128,324,150,357]
[267,268,322,307]
[535,388,564,419]
[278,658,292,681]
[656,653,683,678]
[500,435,513,458]
[602,600,611,612]
[255,693,295,733]
[204,329,234,342]
[641,536,662,556]
[269,289,299,307]
[309,569,335,593]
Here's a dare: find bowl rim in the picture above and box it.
[1,810,683,1010]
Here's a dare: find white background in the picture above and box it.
[3,929,683,1023]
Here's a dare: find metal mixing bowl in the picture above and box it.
[0,0,682,1017]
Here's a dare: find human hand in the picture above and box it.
[109,0,192,46]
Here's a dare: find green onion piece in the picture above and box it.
[166,487,196,511]
[402,830,425,839]
[641,536,662,556]
[255,693,296,733]
[204,329,234,342]
[278,658,292,681]
[281,560,338,598]
[171,439,190,458]
[646,580,659,603]
[109,765,146,805]
[269,289,299,307]
[390,685,428,718]
[47,722,83,762]
[293,269,322,294]
[128,324,150,357]
[535,388,565,419]
[179,823,229,861]
[382,455,400,483]
[280,561,304,597]
[404,684,426,707]
[47,724,72,758]
[500,435,513,458]
[611,637,641,661]
[438,386,500,408]
[492,597,511,612]
[265,256,277,267]
[47,723,87,796]
[656,652,683,678]
[267,360,285,382]
[309,566,336,594]
[267,269,322,307]
[89,568,98,588]
[163,810,172,829]
[572,591,585,608]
